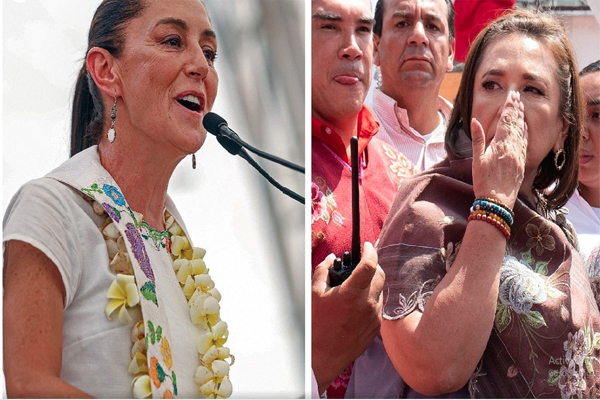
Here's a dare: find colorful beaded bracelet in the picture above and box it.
[468,211,511,239]
[471,199,514,226]
[475,197,514,217]
[470,210,511,232]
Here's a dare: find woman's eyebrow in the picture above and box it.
[155,17,188,31]
[154,17,217,40]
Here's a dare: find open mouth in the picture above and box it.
[177,94,202,113]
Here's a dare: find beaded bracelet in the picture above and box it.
[470,210,511,231]
[475,197,514,218]
[471,199,514,226]
[468,211,511,239]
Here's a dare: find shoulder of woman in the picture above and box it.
[4,177,103,307]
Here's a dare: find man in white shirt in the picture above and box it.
[566,60,600,260]
[369,0,455,171]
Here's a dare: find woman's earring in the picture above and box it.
[108,91,117,143]
[554,148,566,171]
[192,153,196,169]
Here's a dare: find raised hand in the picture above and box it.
[471,90,528,208]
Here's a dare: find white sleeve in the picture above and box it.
[3,178,101,307]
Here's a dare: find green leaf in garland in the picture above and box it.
[156,326,162,342]
[172,371,178,396]
[141,282,158,306]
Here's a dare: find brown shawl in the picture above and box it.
[378,153,600,398]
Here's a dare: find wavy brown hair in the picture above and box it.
[445,9,583,210]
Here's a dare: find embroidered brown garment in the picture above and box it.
[378,155,600,398]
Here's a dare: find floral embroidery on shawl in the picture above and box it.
[526,221,556,256]
[390,278,439,319]
[548,326,600,398]
[125,222,156,286]
[81,182,179,398]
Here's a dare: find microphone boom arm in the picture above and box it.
[237,148,305,204]
[221,130,305,174]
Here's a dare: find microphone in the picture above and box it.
[203,112,243,145]
[203,112,305,174]
[202,112,305,204]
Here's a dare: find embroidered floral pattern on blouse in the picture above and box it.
[526,221,556,256]
[487,246,600,398]
[381,143,415,185]
[495,252,566,335]
[390,278,438,319]
[311,182,328,224]
[547,326,600,398]
[311,177,345,228]
[498,255,547,315]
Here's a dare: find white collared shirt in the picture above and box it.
[565,189,600,260]
[368,88,453,172]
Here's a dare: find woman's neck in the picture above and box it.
[98,139,183,230]
[578,182,600,208]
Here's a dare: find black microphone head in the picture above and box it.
[203,112,228,136]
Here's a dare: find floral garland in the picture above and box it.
[94,200,233,398]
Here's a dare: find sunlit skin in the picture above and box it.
[106,0,218,159]
[89,0,219,229]
[578,72,600,207]
[311,0,374,146]
[472,33,568,205]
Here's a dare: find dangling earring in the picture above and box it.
[554,148,566,171]
[107,91,117,143]
[192,153,196,169]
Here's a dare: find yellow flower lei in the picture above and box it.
[95,202,234,398]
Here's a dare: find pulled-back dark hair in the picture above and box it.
[70,0,147,157]
[445,9,583,210]
[580,60,600,76]
[373,0,455,40]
